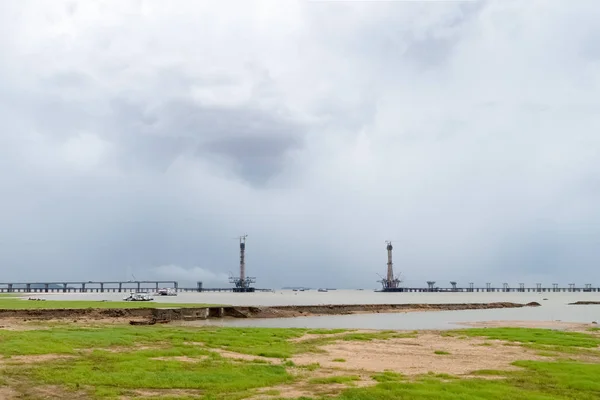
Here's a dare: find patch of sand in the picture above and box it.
[6,383,90,400]
[288,329,371,343]
[457,320,597,330]
[0,319,54,331]
[5,354,75,364]
[251,370,374,400]
[121,388,203,398]
[0,387,17,399]
[209,348,277,363]
[291,334,550,376]
[0,317,132,331]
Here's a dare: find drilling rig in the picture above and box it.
[228,235,256,292]
[377,241,403,292]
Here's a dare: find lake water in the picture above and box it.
[33,290,600,330]
[37,290,600,307]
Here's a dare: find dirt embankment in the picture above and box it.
[0,308,152,320]
[227,302,540,319]
[0,302,539,322]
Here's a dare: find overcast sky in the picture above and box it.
[1,0,600,289]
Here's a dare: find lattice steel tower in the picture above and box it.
[378,241,402,291]
[228,235,256,292]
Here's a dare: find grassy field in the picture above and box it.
[0,295,223,309]
[0,324,599,399]
[445,327,600,355]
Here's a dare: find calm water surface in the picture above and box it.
[35,290,600,330]
[39,290,600,307]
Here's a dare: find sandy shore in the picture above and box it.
[457,320,598,330]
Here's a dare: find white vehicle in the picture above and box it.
[123,292,154,302]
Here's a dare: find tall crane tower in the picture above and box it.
[377,241,402,291]
[229,234,256,292]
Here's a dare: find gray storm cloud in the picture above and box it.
[1,0,600,288]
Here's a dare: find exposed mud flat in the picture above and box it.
[0,302,540,323]
[569,301,600,305]
[458,320,598,330]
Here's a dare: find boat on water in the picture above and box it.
[155,288,177,296]
[123,292,154,302]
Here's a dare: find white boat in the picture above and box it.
[318,288,328,292]
[123,292,154,302]
[155,288,177,296]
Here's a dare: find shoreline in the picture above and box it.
[0,301,540,323]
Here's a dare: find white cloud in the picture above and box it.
[1,0,600,288]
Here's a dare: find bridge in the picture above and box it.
[0,281,178,293]
[381,282,599,293]
[0,280,273,293]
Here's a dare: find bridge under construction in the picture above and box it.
[376,241,599,293]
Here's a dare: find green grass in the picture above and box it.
[2,325,600,399]
[7,349,292,398]
[371,371,403,382]
[309,375,360,385]
[0,326,311,358]
[434,350,450,355]
[332,358,346,362]
[0,296,223,309]
[327,360,600,400]
[0,326,307,398]
[306,329,348,335]
[300,363,321,371]
[0,325,378,359]
[447,327,600,348]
